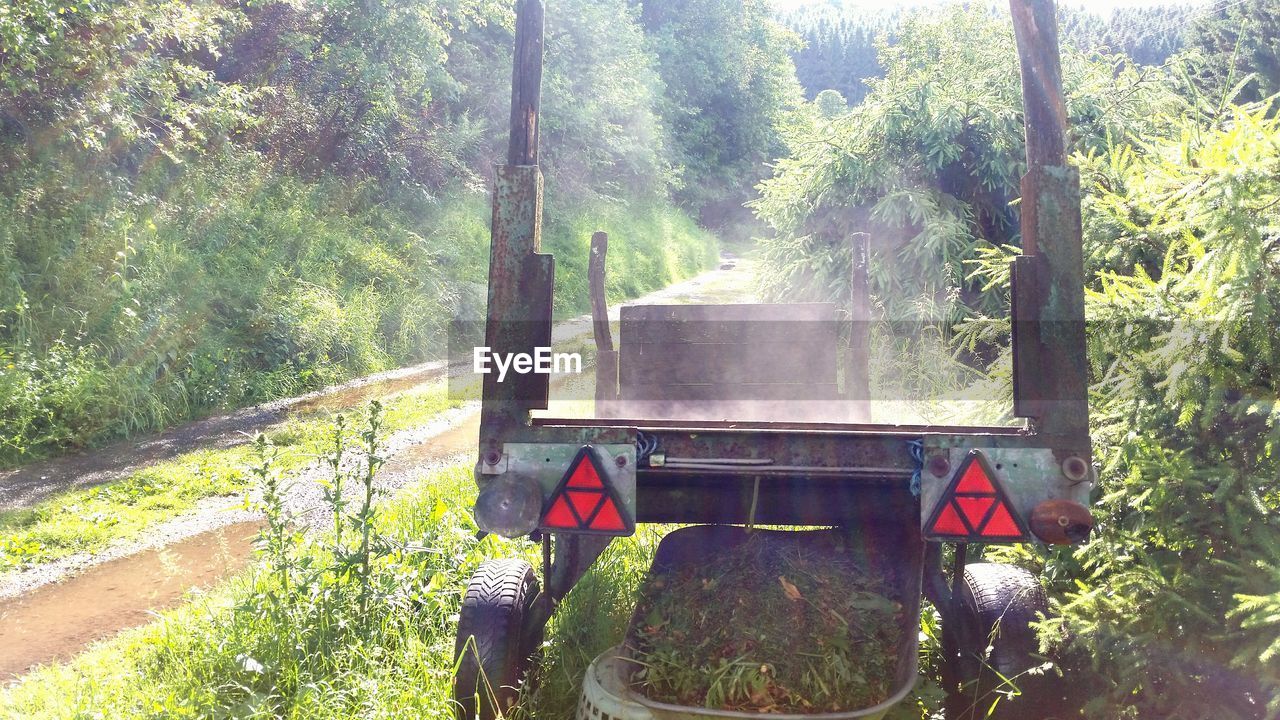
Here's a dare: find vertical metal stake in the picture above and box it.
[951,542,969,624]
[542,533,552,587]
[746,476,761,531]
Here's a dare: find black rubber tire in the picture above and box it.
[453,559,540,720]
[944,562,1060,720]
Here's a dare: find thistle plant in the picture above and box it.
[354,400,386,616]
[251,432,294,599]
[322,413,349,552]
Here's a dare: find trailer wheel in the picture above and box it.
[453,559,541,720]
[944,562,1064,720]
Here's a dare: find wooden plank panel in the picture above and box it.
[614,302,845,421]
[621,303,836,323]
[619,342,838,386]
[612,397,852,423]
[622,318,841,347]
[618,383,840,401]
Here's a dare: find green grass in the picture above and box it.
[0,450,945,720]
[627,537,903,714]
[518,528,663,718]
[1,149,717,468]
[0,465,486,719]
[543,196,720,316]
[0,198,717,574]
[0,460,660,720]
[0,447,257,571]
[0,383,462,572]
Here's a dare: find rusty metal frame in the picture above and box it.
[1008,0,1091,444]
[473,0,1092,610]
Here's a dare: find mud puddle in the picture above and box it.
[0,521,259,681]
[1,362,448,510]
[0,419,484,681]
[292,370,440,414]
[0,261,749,680]
[391,416,479,467]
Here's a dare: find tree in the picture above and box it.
[213,0,500,189]
[0,0,255,177]
[779,3,1190,109]
[1184,0,1280,104]
[540,0,672,203]
[633,0,802,230]
[1060,4,1192,67]
[984,99,1280,720]
[0,0,715,461]
[815,89,847,118]
[751,7,1175,321]
[778,4,898,104]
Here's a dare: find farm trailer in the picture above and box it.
[452,0,1096,717]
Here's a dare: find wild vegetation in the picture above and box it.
[0,381,460,571]
[636,0,802,231]
[1035,98,1280,720]
[1,410,497,719]
[1182,0,1280,103]
[757,3,1280,717]
[0,0,735,466]
[2,0,1279,719]
[0,407,657,720]
[628,537,904,713]
[755,7,1178,322]
[779,3,1191,108]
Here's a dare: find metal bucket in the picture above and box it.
[576,525,923,720]
[575,644,917,720]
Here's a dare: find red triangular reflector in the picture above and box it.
[588,498,626,531]
[954,461,995,494]
[924,450,1027,542]
[929,502,969,535]
[542,496,578,529]
[539,446,634,536]
[955,496,995,528]
[980,502,1022,538]
[566,490,603,523]
[565,460,604,489]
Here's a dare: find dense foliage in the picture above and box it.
[1039,99,1280,720]
[634,0,802,232]
[779,3,1189,106]
[758,5,1280,718]
[1059,3,1192,66]
[1184,0,1280,104]
[779,5,897,105]
[753,8,1175,321]
[0,0,737,464]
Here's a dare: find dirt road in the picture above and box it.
[0,259,754,680]
[0,258,751,512]
[0,362,453,511]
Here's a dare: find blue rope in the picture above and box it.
[635,431,659,465]
[906,439,924,497]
